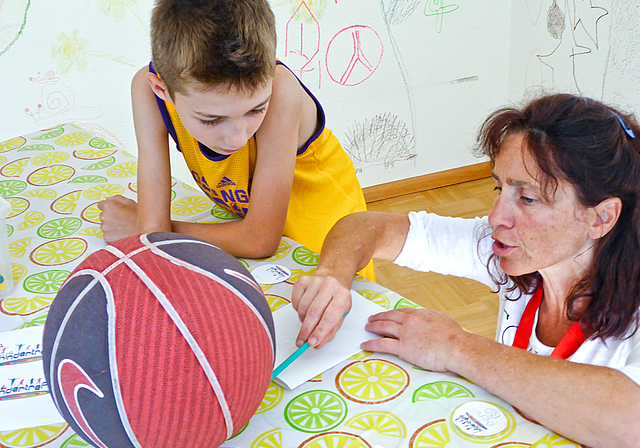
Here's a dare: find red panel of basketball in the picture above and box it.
[43,233,275,448]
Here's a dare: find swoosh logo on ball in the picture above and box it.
[58,359,109,448]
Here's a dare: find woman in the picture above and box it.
[292,94,640,447]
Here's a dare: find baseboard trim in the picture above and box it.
[363,161,492,203]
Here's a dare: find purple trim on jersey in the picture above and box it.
[149,62,229,162]
[276,60,326,156]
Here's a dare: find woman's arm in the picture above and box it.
[291,211,410,348]
[363,309,640,448]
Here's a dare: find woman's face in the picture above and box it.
[488,133,596,278]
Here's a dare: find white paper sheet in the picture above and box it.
[272,290,385,389]
[0,327,63,431]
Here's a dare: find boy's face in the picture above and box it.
[171,80,273,155]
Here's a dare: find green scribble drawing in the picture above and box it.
[287,0,327,21]
[424,0,459,34]
[0,0,31,56]
[96,0,147,30]
[50,31,136,74]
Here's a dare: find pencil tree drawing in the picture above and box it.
[343,112,416,172]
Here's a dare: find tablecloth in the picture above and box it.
[0,124,581,448]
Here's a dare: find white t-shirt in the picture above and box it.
[393,211,640,386]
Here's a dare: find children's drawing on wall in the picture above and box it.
[343,112,416,172]
[24,71,102,126]
[0,0,30,57]
[284,2,322,88]
[325,25,383,86]
[97,0,147,30]
[50,31,136,75]
[525,0,609,97]
[423,0,459,34]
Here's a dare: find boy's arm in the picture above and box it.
[98,66,173,242]
[171,66,305,258]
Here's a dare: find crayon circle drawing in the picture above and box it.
[325,25,383,86]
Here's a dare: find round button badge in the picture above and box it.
[251,264,292,285]
[451,401,508,437]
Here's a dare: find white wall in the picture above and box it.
[5,0,634,190]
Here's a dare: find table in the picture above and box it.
[0,124,579,448]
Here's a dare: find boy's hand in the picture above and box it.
[291,273,352,349]
[98,195,139,243]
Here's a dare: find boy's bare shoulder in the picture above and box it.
[271,64,305,108]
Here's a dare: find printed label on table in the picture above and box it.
[251,264,291,284]
[451,401,508,437]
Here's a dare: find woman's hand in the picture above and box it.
[97,195,139,243]
[291,272,352,349]
[361,308,467,372]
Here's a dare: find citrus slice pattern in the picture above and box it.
[292,246,319,266]
[81,156,115,170]
[255,382,284,414]
[211,204,240,220]
[0,156,5,165]
[6,197,29,218]
[33,127,64,140]
[60,434,91,447]
[284,267,316,285]
[298,432,371,448]
[69,175,108,184]
[0,136,26,153]
[284,390,348,433]
[348,351,373,361]
[80,202,102,224]
[29,238,87,266]
[106,161,137,178]
[18,211,45,231]
[16,314,48,329]
[30,151,69,166]
[265,294,290,312]
[409,419,450,448]
[335,359,409,404]
[22,189,57,200]
[82,183,125,200]
[73,148,117,159]
[0,296,54,316]
[127,182,137,193]
[77,227,103,239]
[356,290,390,309]
[257,240,291,262]
[51,190,82,215]
[55,132,92,147]
[249,428,281,448]
[449,401,515,443]
[181,182,199,191]
[0,423,68,448]
[37,217,83,239]
[393,298,421,309]
[491,443,531,448]
[88,137,116,149]
[9,238,32,258]
[6,224,13,237]
[171,196,212,216]
[11,263,28,284]
[530,434,582,447]
[345,411,407,438]
[1,158,30,177]
[18,144,55,152]
[0,180,27,197]
[413,381,474,401]
[27,165,75,186]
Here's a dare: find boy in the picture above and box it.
[98,0,375,279]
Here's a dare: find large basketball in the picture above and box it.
[42,232,275,448]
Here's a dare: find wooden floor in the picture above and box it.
[366,177,499,339]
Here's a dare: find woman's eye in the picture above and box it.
[520,195,535,205]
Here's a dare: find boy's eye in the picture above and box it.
[520,195,535,205]
[200,118,221,126]
[493,186,502,193]
[249,107,267,115]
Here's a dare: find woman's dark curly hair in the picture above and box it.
[475,94,640,340]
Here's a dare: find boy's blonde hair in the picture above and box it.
[151,0,277,97]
